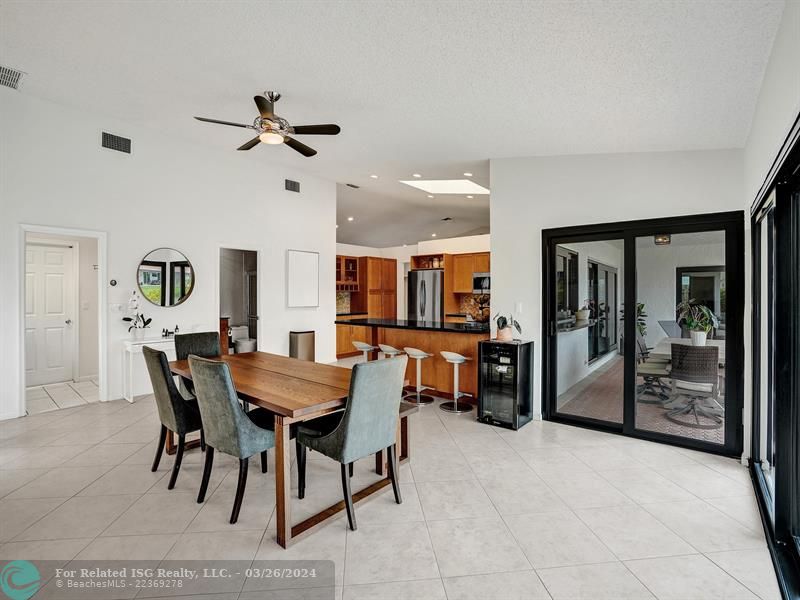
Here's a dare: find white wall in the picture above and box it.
[490,149,743,419]
[740,0,800,460]
[636,239,726,347]
[418,234,490,254]
[0,90,337,419]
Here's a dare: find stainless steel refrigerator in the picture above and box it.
[408,269,444,321]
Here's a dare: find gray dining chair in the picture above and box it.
[188,355,307,524]
[297,355,408,531]
[174,332,221,397]
[143,346,204,490]
[636,335,671,402]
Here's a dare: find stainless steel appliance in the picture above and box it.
[472,272,491,295]
[477,340,533,430]
[408,269,444,321]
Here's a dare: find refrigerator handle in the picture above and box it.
[420,279,426,319]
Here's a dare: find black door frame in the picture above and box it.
[749,111,800,599]
[542,210,745,457]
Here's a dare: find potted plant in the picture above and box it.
[575,300,592,321]
[123,291,152,339]
[493,312,521,342]
[676,299,719,346]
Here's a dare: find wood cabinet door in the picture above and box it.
[336,324,350,354]
[452,254,475,293]
[473,252,490,273]
[367,290,383,317]
[367,257,383,291]
[382,291,397,319]
[381,259,397,293]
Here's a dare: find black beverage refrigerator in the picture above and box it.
[477,340,533,430]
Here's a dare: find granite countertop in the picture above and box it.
[557,318,596,333]
[336,311,368,317]
[334,318,490,333]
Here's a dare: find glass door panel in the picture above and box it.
[555,240,624,425]
[634,231,727,445]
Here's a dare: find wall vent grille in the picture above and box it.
[0,65,25,90]
[102,132,131,154]
[285,179,300,193]
[346,183,360,189]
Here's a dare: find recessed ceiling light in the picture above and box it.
[431,233,437,237]
[403,244,407,247]
[370,174,378,179]
[347,216,354,222]
[463,172,473,177]
[412,173,422,178]
[466,195,473,199]
[400,179,490,194]
[427,195,434,199]
[336,224,338,228]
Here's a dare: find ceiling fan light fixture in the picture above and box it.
[259,131,284,145]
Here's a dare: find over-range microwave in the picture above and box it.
[473,272,491,295]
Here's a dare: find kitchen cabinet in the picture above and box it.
[335,255,359,291]
[335,318,372,357]
[451,252,490,293]
[355,257,397,318]
[366,257,383,291]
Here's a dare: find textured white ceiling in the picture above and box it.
[0,1,784,247]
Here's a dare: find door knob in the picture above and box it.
[65,319,72,325]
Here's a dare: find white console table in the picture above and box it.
[122,337,176,402]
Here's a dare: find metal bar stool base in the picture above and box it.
[439,401,473,414]
[403,392,436,405]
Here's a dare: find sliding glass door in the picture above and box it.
[543,212,744,456]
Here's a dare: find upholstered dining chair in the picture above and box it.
[296,355,408,531]
[143,346,205,490]
[174,332,221,397]
[188,355,307,524]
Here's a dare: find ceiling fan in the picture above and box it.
[194,91,340,157]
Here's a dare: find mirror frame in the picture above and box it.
[137,247,195,307]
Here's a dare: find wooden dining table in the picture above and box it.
[169,351,416,548]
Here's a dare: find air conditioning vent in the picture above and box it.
[441,216,453,221]
[0,65,25,90]
[101,132,131,154]
[346,183,360,189]
[285,179,300,193]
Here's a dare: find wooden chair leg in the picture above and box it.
[341,463,356,531]
[296,441,306,500]
[167,433,185,490]
[197,446,214,503]
[387,444,402,504]
[261,450,268,473]
[230,458,248,524]
[151,425,167,472]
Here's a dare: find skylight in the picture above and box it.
[399,179,490,194]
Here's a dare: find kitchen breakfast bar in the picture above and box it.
[334,318,491,399]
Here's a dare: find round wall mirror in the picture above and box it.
[137,248,195,307]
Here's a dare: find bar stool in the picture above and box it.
[402,347,435,405]
[378,344,404,359]
[352,341,377,362]
[439,351,473,414]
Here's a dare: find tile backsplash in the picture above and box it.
[336,292,351,314]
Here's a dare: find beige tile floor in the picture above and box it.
[0,386,780,599]
[25,379,100,414]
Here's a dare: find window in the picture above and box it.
[555,246,578,314]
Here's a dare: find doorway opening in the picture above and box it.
[219,248,259,354]
[20,225,107,416]
[543,211,744,456]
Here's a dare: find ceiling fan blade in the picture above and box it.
[195,116,252,129]
[291,124,341,135]
[253,96,274,119]
[284,136,317,157]
[237,136,261,151]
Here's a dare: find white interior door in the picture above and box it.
[25,244,76,386]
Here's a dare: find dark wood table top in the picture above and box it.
[169,351,351,419]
